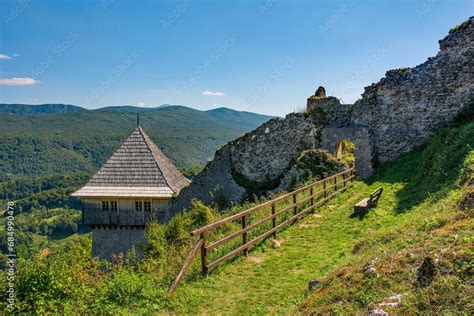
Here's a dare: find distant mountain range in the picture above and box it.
[0,104,273,182]
[0,103,86,115]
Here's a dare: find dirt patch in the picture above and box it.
[247,255,264,264]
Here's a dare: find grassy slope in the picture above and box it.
[163,121,473,314]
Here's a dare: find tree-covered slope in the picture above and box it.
[205,107,274,130]
[0,104,86,115]
[0,105,272,182]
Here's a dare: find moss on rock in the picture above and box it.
[295,149,346,181]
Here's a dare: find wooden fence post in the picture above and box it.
[334,176,338,191]
[343,173,346,188]
[242,215,248,256]
[271,203,276,238]
[200,233,208,276]
[293,193,297,215]
[169,237,204,293]
[323,180,327,198]
[310,186,314,206]
[351,169,355,182]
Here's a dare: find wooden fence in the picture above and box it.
[169,167,355,292]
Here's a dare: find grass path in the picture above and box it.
[167,183,379,314]
[164,122,473,315]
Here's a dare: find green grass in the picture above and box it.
[3,120,472,314]
[162,120,473,314]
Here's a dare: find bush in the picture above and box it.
[295,149,346,180]
[210,185,230,211]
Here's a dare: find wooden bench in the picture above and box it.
[354,187,383,213]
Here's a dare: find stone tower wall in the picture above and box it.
[92,226,147,261]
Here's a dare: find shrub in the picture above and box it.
[210,185,230,211]
[295,149,346,180]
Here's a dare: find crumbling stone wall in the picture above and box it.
[168,146,245,216]
[92,227,147,261]
[230,114,315,182]
[170,17,474,216]
[314,16,474,167]
[350,17,474,163]
[170,114,317,212]
[320,127,374,178]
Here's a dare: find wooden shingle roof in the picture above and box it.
[72,126,190,198]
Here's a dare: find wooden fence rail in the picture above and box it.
[169,167,355,293]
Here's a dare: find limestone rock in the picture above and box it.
[458,187,474,213]
[270,239,281,249]
[368,308,388,316]
[308,279,321,292]
[369,293,404,315]
[416,257,438,286]
[377,294,403,308]
[363,260,378,278]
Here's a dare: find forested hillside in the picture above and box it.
[0,105,271,259]
[0,104,271,211]
[0,105,272,182]
[0,104,86,115]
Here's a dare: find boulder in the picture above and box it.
[416,257,437,286]
[368,308,388,316]
[307,279,321,292]
[270,239,281,249]
[363,260,378,278]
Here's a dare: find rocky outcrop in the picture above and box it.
[230,114,315,183]
[169,114,319,213]
[350,17,474,163]
[169,17,474,215]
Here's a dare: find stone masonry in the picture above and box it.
[350,17,474,163]
[169,17,474,215]
[320,127,374,178]
[169,114,316,214]
[92,226,147,260]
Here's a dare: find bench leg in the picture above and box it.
[354,206,363,214]
[354,205,368,215]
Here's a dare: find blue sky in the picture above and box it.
[0,0,472,116]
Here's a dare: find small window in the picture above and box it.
[110,201,118,211]
[102,201,109,211]
[135,200,143,212]
[144,201,151,212]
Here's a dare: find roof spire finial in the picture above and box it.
[137,112,140,127]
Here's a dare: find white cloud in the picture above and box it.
[0,77,39,86]
[0,53,12,59]
[136,102,145,106]
[202,90,225,96]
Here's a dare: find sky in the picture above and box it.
[0,0,472,116]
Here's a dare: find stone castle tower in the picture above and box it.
[72,119,190,260]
